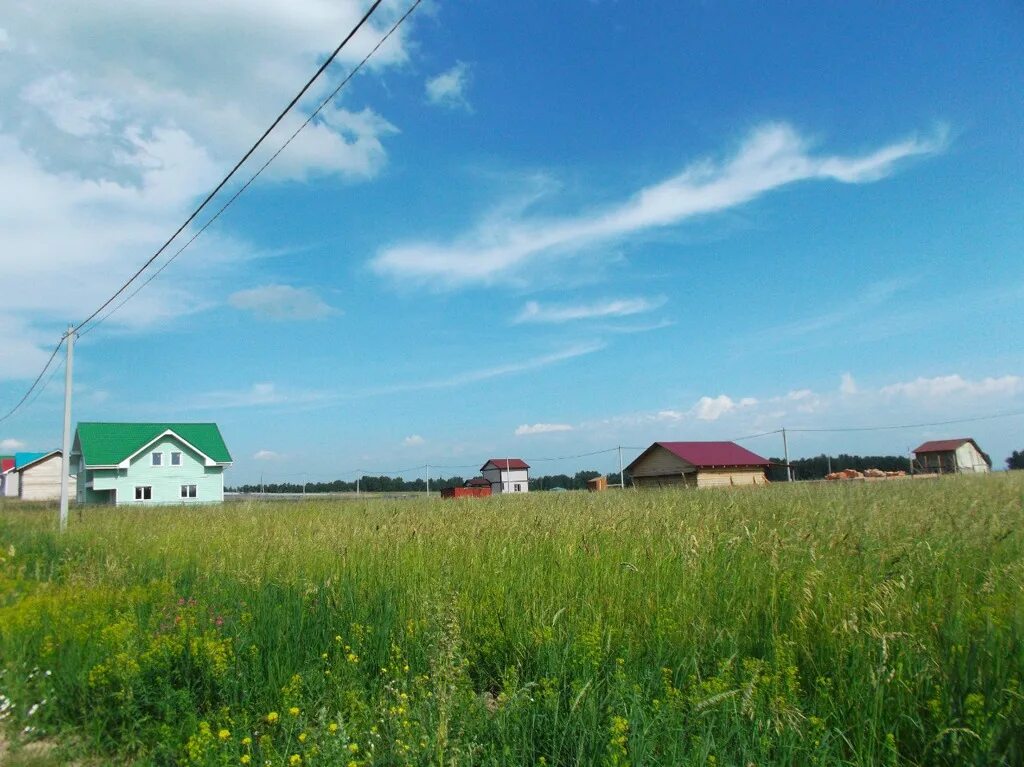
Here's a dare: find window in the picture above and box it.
[180,484,197,499]
[514,483,522,492]
[151,452,162,466]
[134,486,152,501]
[170,452,182,466]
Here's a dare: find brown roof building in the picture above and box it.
[913,438,991,474]
[625,441,770,489]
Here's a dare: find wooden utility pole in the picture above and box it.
[782,427,792,482]
[58,324,75,532]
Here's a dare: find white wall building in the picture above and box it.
[913,438,991,474]
[15,451,67,502]
[480,458,530,494]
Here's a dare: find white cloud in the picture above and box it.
[879,374,1022,400]
[425,62,471,110]
[253,449,280,460]
[691,394,758,421]
[840,373,858,395]
[514,296,666,324]
[0,1,417,376]
[371,123,946,286]
[184,343,604,411]
[515,423,573,436]
[402,434,425,446]
[1,438,26,452]
[228,285,335,321]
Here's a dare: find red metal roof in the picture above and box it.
[465,476,491,487]
[913,438,974,453]
[481,458,530,471]
[0,457,14,472]
[652,441,769,468]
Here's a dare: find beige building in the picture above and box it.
[626,441,770,489]
[913,438,991,474]
[15,451,67,501]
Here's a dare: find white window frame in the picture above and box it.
[135,485,152,501]
[151,452,163,467]
[180,484,197,499]
[170,451,182,466]
[514,483,522,492]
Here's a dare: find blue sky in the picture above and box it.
[1,0,1022,482]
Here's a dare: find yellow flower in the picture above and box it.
[299,733,308,743]
[335,635,342,642]
[289,755,302,766]
[241,736,251,746]
[346,653,359,664]
[240,757,251,765]
[267,711,279,724]
[289,706,300,717]
[218,729,231,741]
[328,723,339,734]
[348,742,359,754]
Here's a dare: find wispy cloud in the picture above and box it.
[228,285,336,321]
[402,434,425,446]
[515,423,573,436]
[253,449,280,461]
[514,296,666,324]
[371,123,947,286]
[425,62,472,110]
[1,438,26,452]
[186,343,604,411]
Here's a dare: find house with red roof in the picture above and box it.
[625,441,770,489]
[913,438,991,474]
[480,458,530,494]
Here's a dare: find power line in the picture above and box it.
[72,0,386,335]
[731,429,783,442]
[0,337,64,426]
[787,409,1024,434]
[79,0,423,336]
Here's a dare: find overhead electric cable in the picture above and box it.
[73,0,387,335]
[0,338,64,426]
[80,0,422,336]
[787,410,1024,433]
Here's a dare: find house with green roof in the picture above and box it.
[71,423,232,505]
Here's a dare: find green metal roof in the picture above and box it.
[75,422,232,466]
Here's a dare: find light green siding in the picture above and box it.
[85,435,224,505]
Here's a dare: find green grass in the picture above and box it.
[1,475,1022,766]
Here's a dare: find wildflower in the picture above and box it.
[299,733,308,743]
[240,757,251,765]
[219,728,231,741]
[346,653,359,664]
[335,635,342,643]
[328,723,339,734]
[289,755,302,766]
[289,706,300,717]
[242,737,252,746]
[266,711,279,724]
[348,742,359,754]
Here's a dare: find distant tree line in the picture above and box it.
[1007,450,1024,471]
[228,470,627,494]
[230,454,957,493]
[766,454,910,482]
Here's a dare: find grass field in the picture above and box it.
[1,475,1022,766]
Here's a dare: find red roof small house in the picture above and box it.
[625,441,770,489]
[480,458,530,494]
[913,438,991,474]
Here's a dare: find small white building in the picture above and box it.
[480,458,530,494]
[913,438,991,474]
[1,465,19,497]
[14,450,67,502]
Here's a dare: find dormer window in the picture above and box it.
[151,452,162,466]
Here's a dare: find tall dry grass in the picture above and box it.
[0,475,1021,765]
